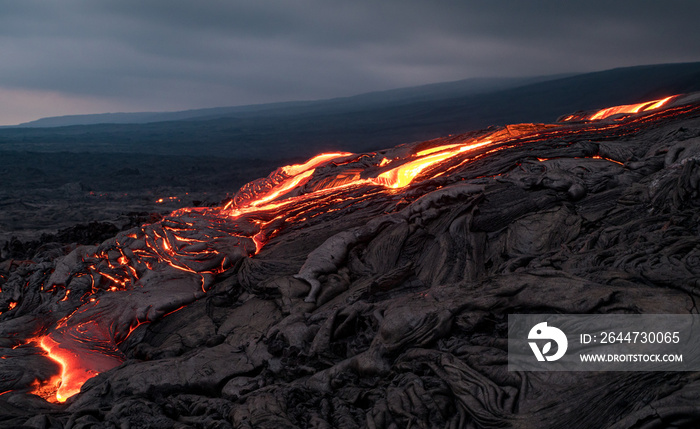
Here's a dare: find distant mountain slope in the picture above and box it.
[14,75,559,128]
[1,62,699,160]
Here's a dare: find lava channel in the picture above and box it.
[27,93,696,402]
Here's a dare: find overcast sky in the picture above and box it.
[1,0,699,125]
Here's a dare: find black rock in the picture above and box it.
[2,94,700,428]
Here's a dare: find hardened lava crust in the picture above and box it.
[2,94,700,428]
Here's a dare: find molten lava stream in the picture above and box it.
[569,95,677,121]
[37,336,101,402]
[26,152,359,403]
[223,151,353,212]
[26,139,523,403]
[372,139,495,188]
[28,94,693,403]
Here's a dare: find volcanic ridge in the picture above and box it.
[2,93,700,428]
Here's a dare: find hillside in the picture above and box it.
[12,75,557,128]
[1,63,699,160]
[1,91,700,428]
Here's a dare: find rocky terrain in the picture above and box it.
[1,93,700,428]
[0,152,279,248]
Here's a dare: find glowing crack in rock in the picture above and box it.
[26,93,697,402]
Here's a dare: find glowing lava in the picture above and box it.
[38,325,125,402]
[27,93,695,403]
[373,140,493,188]
[37,336,93,402]
[223,152,353,212]
[562,95,677,122]
[16,135,511,402]
[29,374,63,403]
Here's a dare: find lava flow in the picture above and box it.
[23,92,699,402]
[561,95,677,122]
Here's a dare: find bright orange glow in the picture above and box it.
[250,168,315,208]
[589,95,675,121]
[38,327,125,403]
[8,302,16,310]
[29,93,693,403]
[252,232,265,254]
[38,336,97,402]
[223,152,352,212]
[374,150,457,188]
[645,95,675,110]
[29,375,62,403]
[281,152,351,176]
[592,155,624,166]
[156,196,179,204]
[29,150,359,402]
[24,138,506,402]
[416,143,462,156]
[373,140,493,188]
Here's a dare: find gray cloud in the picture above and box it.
[0,0,699,124]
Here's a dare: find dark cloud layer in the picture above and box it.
[1,0,699,124]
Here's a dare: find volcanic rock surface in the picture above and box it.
[2,94,700,428]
